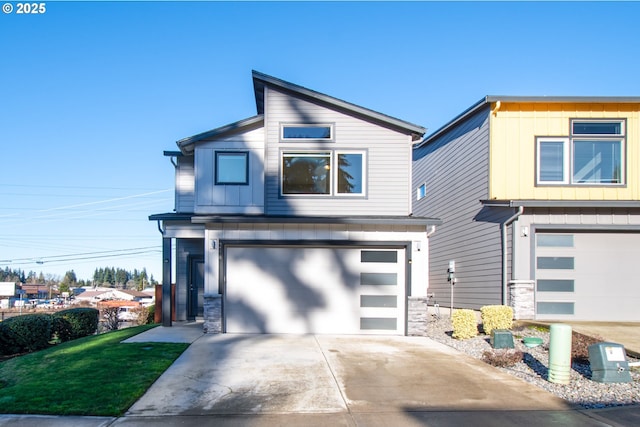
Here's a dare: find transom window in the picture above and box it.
[536,119,625,185]
[282,124,333,140]
[281,151,365,196]
[215,152,249,185]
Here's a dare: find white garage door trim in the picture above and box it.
[221,241,410,335]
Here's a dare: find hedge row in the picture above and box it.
[0,308,99,356]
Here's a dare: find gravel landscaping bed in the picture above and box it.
[424,317,640,409]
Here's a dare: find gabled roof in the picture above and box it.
[416,95,640,149]
[175,71,426,154]
[252,70,425,140]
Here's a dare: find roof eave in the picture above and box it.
[252,70,426,140]
[416,95,640,149]
[481,199,640,209]
[176,115,264,154]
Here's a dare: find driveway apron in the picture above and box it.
[126,334,570,417]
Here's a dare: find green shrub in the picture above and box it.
[0,314,52,355]
[146,304,156,324]
[51,315,73,342]
[451,309,478,339]
[53,308,99,339]
[480,305,513,336]
[130,305,151,326]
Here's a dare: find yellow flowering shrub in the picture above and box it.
[480,305,513,336]
[451,309,478,339]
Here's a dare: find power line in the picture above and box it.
[4,246,161,263]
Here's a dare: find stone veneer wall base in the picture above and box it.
[203,294,222,333]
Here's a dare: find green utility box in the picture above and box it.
[490,329,514,349]
[588,342,632,383]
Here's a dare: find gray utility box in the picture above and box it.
[490,329,514,349]
[588,342,632,383]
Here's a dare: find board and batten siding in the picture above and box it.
[489,102,640,201]
[264,87,413,216]
[413,107,508,309]
[175,156,195,213]
[194,127,265,214]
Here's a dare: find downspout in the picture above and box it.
[502,205,523,305]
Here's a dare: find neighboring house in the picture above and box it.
[75,288,153,305]
[150,71,440,335]
[20,284,51,299]
[0,282,17,298]
[97,300,143,321]
[413,96,640,322]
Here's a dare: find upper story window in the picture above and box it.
[281,150,365,196]
[215,152,249,185]
[536,119,625,186]
[416,183,427,200]
[281,124,333,141]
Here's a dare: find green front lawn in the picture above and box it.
[0,325,189,416]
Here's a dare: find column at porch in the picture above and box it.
[162,237,172,327]
[508,280,535,320]
[203,229,222,333]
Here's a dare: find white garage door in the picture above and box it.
[535,232,640,321]
[225,246,405,334]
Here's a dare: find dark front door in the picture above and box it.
[188,257,204,319]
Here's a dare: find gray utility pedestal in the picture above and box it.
[588,342,632,383]
[490,329,514,349]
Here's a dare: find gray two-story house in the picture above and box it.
[150,71,440,335]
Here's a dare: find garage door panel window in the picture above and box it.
[537,279,575,292]
[536,119,625,186]
[537,302,575,315]
[537,234,574,247]
[537,257,574,270]
[360,295,397,308]
[361,272,397,286]
[281,151,365,196]
[361,251,398,263]
[360,317,397,330]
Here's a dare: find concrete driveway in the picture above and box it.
[117,333,622,426]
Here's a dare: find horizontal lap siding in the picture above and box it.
[413,107,507,309]
[265,88,412,216]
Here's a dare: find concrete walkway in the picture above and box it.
[1,322,640,426]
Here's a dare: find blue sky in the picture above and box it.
[1,1,639,282]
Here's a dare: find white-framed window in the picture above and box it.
[537,137,570,184]
[416,183,427,200]
[536,119,625,185]
[215,151,249,185]
[281,150,366,196]
[281,124,333,141]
